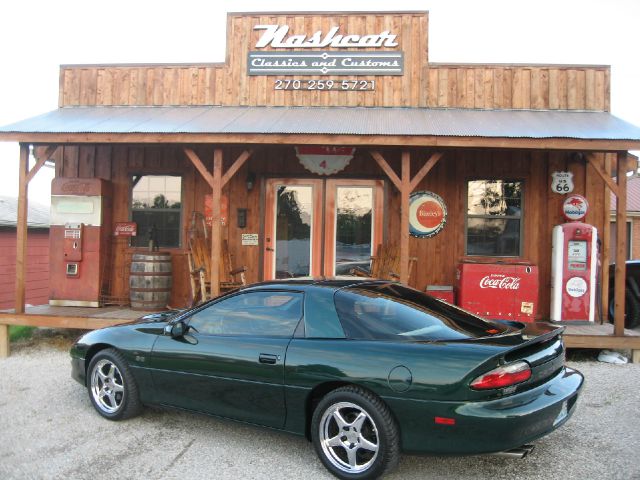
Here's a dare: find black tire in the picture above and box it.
[86,348,142,420]
[311,386,400,480]
[608,290,640,329]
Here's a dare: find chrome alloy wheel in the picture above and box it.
[90,359,125,414]
[319,401,380,474]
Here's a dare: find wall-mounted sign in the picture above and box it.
[114,222,137,237]
[254,25,399,49]
[409,191,447,238]
[296,146,355,175]
[551,171,574,194]
[250,24,403,76]
[241,233,259,246]
[204,193,228,226]
[562,194,588,221]
[248,51,403,76]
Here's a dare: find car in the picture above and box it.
[608,260,640,329]
[70,279,583,480]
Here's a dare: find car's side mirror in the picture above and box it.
[165,320,187,338]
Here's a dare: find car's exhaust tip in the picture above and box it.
[490,444,535,459]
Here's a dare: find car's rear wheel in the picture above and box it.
[608,289,640,329]
[87,348,142,420]
[311,386,399,480]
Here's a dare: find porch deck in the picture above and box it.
[0,305,157,330]
[1,305,639,359]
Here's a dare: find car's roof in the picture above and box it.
[241,277,392,291]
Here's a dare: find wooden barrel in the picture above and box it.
[129,252,173,311]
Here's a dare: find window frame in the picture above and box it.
[464,178,525,258]
[129,173,184,249]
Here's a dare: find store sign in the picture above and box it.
[409,191,447,238]
[254,25,398,49]
[248,51,403,76]
[562,194,588,221]
[296,146,354,175]
[249,24,404,76]
[551,171,574,194]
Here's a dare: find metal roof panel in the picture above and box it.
[2,106,640,141]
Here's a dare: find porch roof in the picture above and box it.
[1,105,640,150]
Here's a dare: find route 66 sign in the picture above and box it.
[551,171,574,194]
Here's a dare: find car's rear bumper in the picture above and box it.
[385,366,584,455]
[70,355,86,386]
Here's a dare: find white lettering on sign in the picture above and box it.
[254,25,398,49]
[479,275,521,290]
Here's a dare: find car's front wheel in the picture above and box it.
[87,348,142,420]
[311,386,400,480]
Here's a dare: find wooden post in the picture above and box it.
[1,144,30,357]
[614,151,627,336]
[601,154,611,325]
[400,151,411,284]
[210,149,223,298]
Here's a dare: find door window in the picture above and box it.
[324,180,383,276]
[188,291,303,337]
[264,179,383,279]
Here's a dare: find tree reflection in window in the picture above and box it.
[466,180,523,257]
[131,175,182,248]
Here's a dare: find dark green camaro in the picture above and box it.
[71,280,583,479]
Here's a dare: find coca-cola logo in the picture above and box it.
[114,222,137,237]
[479,274,521,290]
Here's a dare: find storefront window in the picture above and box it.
[131,175,182,248]
[466,180,523,256]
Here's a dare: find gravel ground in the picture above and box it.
[0,333,639,480]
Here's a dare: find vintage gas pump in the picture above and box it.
[49,178,112,307]
[550,194,598,322]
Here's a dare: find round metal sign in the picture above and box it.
[562,194,589,221]
[409,191,447,238]
[565,277,588,298]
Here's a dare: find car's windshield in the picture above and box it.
[334,283,514,341]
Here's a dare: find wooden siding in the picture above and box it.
[426,64,610,111]
[51,143,607,318]
[0,229,50,309]
[58,12,609,111]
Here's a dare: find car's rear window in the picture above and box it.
[334,283,512,341]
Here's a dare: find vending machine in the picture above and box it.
[456,261,539,322]
[550,222,597,322]
[49,178,112,307]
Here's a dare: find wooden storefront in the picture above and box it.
[1,11,640,358]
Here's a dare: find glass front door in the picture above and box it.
[264,179,383,280]
[264,179,323,279]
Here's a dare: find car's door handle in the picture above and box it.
[259,353,278,364]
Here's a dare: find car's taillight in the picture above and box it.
[470,361,532,390]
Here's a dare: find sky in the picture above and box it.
[0,0,638,206]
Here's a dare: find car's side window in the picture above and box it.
[187,291,303,337]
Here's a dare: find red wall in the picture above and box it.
[0,229,50,309]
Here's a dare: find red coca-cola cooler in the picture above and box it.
[456,260,539,322]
